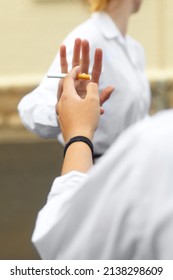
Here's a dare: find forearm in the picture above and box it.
[61,141,93,175]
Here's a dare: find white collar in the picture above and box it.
[92,12,123,40]
[91,12,137,64]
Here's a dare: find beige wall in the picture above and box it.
[129,0,173,79]
[0,0,89,83]
[1,0,173,84]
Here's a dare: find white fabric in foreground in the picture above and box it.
[32,110,173,259]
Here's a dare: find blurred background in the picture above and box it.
[0,0,173,259]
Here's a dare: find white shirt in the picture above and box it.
[32,109,173,260]
[18,12,151,154]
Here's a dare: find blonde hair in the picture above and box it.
[87,0,110,12]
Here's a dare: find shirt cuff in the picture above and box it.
[48,171,88,200]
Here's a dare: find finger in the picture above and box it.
[81,39,90,74]
[72,38,82,68]
[100,107,104,115]
[100,86,115,106]
[91,48,102,83]
[60,44,68,73]
[63,66,81,96]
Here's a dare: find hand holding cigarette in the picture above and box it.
[57,38,113,105]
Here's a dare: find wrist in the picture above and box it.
[61,139,94,175]
[64,130,94,144]
[64,135,94,161]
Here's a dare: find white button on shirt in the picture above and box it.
[32,110,173,260]
[18,12,151,154]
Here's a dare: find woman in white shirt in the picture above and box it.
[18,0,151,157]
[32,66,173,260]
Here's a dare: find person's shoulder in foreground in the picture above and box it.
[32,109,173,260]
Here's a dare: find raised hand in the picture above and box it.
[57,38,114,108]
[57,66,100,143]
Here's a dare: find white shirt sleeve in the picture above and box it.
[17,49,61,138]
[32,171,87,259]
[18,89,59,138]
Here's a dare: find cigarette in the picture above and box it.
[47,73,91,80]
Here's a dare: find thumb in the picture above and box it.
[67,65,81,80]
[63,66,81,96]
